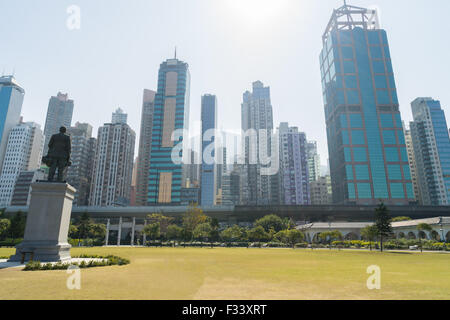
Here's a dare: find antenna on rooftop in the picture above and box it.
[174,46,177,59]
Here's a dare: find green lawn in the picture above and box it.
[1,247,449,300]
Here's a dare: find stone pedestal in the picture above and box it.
[9,182,76,263]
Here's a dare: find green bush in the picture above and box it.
[294,243,308,248]
[0,238,23,247]
[22,255,130,271]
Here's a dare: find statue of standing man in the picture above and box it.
[44,126,72,182]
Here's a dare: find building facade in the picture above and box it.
[67,122,96,206]
[241,81,279,205]
[89,111,135,207]
[10,169,46,206]
[136,89,156,206]
[112,108,128,124]
[0,76,25,171]
[0,122,44,207]
[200,94,217,206]
[278,123,310,205]
[147,58,191,205]
[310,175,333,205]
[404,128,420,202]
[320,3,414,205]
[306,141,321,182]
[410,98,450,205]
[43,92,74,156]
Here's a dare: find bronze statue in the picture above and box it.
[43,126,72,182]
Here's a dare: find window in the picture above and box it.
[346,165,354,180]
[349,114,363,128]
[385,148,399,162]
[348,183,356,199]
[355,165,370,180]
[353,148,367,162]
[357,183,372,199]
[390,183,405,199]
[377,90,391,105]
[343,60,356,74]
[380,114,394,128]
[383,130,397,145]
[352,131,365,145]
[388,165,402,180]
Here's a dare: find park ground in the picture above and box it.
[0,247,449,300]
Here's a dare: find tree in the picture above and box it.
[247,226,270,247]
[391,216,412,222]
[287,229,305,248]
[89,223,106,240]
[166,224,183,241]
[0,219,11,240]
[254,214,287,233]
[68,223,79,239]
[78,211,93,240]
[417,223,433,253]
[360,225,378,251]
[182,204,208,242]
[193,222,212,247]
[143,222,160,244]
[374,202,392,252]
[319,230,343,249]
[9,211,26,239]
[208,218,220,248]
[221,225,246,243]
[147,213,173,236]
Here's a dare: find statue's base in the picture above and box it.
[8,182,76,263]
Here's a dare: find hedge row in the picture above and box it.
[23,255,130,271]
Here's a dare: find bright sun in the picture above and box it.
[224,0,287,26]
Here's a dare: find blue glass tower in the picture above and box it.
[320,3,414,205]
[200,94,217,206]
[147,58,190,205]
[0,76,25,171]
[410,98,450,205]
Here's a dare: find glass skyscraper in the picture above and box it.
[410,98,450,205]
[147,58,191,205]
[0,76,25,171]
[200,94,217,206]
[320,3,414,205]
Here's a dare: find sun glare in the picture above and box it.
[224,0,288,26]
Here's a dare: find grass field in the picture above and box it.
[1,247,449,300]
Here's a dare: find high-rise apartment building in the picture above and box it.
[200,94,217,206]
[67,122,96,206]
[320,3,414,205]
[43,92,74,156]
[241,81,279,205]
[10,169,46,206]
[89,110,135,207]
[147,58,191,205]
[310,175,333,205]
[410,98,450,205]
[136,89,156,206]
[0,76,25,170]
[306,141,321,182]
[278,123,310,205]
[404,127,420,202]
[0,122,44,207]
[112,108,128,124]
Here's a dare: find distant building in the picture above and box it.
[67,122,96,206]
[310,176,333,205]
[306,141,321,182]
[136,89,156,206]
[89,110,135,207]
[10,169,46,206]
[0,76,25,170]
[278,123,310,205]
[410,98,450,205]
[404,127,420,201]
[181,187,200,206]
[112,108,128,125]
[43,92,74,156]
[0,121,44,207]
[200,94,217,206]
[221,166,241,205]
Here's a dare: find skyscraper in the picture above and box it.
[410,98,450,205]
[278,123,310,205]
[404,127,420,201]
[112,108,128,124]
[306,141,321,182]
[89,110,135,207]
[0,121,44,207]
[43,92,74,156]
[67,122,96,206]
[241,81,279,205]
[200,94,217,206]
[310,176,333,205]
[320,3,414,205]
[147,57,191,205]
[0,76,25,170]
[136,89,156,206]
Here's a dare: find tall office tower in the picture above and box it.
[241,81,279,205]
[112,108,128,124]
[130,159,138,206]
[136,89,156,206]
[306,141,321,182]
[10,169,46,206]
[404,127,420,202]
[185,149,201,187]
[278,123,310,205]
[0,76,25,170]
[89,110,135,207]
[67,122,96,206]
[410,98,450,205]
[0,122,44,207]
[200,94,217,206]
[320,3,414,205]
[216,146,227,195]
[43,92,74,156]
[222,165,241,205]
[310,175,333,205]
[147,57,190,205]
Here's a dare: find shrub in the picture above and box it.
[22,255,130,271]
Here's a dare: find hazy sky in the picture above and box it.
[1,0,450,166]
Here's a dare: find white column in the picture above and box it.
[105,219,110,246]
[131,217,136,246]
[117,217,122,246]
